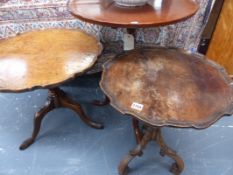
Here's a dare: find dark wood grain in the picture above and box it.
[68,0,199,28]
[100,47,233,129]
[0,29,102,92]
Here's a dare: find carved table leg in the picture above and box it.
[92,95,110,106]
[20,87,103,150]
[118,127,152,175]
[155,128,184,175]
[118,125,184,175]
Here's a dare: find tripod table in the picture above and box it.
[0,29,104,150]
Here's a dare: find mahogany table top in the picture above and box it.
[68,0,199,28]
[100,47,233,128]
[0,29,102,92]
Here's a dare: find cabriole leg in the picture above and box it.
[20,87,103,150]
[155,128,184,175]
[19,94,55,150]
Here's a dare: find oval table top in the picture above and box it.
[100,47,233,128]
[0,29,102,92]
[68,0,199,28]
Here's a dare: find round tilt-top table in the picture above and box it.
[0,29,104,150]
[100,47,233,175]
[68,0,199,28]
[68,0,199,51]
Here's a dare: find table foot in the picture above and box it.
[118,126,152,175]
[92,95,110,106]
[19,100,55,150]
[19,87,103,150]
[156,128,184,175]
[118,125,184,175]
[19,138,35,150]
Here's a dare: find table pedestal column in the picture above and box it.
[20,87,104,150]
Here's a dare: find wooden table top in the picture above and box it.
[68,0,199,28]
[0,29,102,92]
[100,47,233,128]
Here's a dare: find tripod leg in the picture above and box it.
[60,95,104,129]
[19,100,54,150]
[155,128,184,175]
[118,127,152,175]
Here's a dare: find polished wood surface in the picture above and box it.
[68,0,199,28]
[0,29,102,92]
[207,0,233,75]
[100,47,233,128]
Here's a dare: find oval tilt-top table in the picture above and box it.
[0,29,104,150]
[100,47,233,175]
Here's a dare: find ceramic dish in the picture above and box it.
[114,0,149,7]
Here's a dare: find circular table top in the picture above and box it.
[100,48,233,128]
[0,29,102,92]
[68,0,199,28]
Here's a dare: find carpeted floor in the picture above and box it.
[0,74,233,175]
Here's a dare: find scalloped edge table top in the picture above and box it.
[0,29,102,92]
[100,47,233,129]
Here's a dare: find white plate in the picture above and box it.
[114,0,149,7]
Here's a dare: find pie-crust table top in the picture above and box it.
[100,48,233,128]
[0,29,102,92]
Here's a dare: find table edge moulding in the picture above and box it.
[100,47,233,129]
[0,29,103,93]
